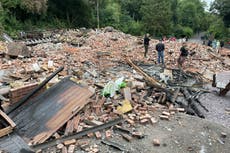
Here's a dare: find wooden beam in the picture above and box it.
[220,82,230,96]
[0,126,13,138]
[126,58,163,89]
[0,110,16,128]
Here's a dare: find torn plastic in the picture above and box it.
[102,77,126,97]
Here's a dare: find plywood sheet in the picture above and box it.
[9,77,93,144]
[0,133,31,153]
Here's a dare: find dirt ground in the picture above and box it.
[200,84,230,128]
[43,112,230,153]
[41,69,230,153]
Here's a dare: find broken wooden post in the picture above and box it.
[220,82,230,96]
[6,66,64,114]
[181,88,205,118]
[126,58,164,89]
[171,88,180,103]
[126,58,173,98]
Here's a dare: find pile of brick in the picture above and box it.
[0,28,229,85]
[0,28,230,152]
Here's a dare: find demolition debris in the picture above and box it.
[0,28,229,153]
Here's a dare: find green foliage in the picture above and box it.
[98,0,144,35]
[211,0,230,27]
[4,15,22,38]
[47,0,93,28]
[140,0,172,36]
[20,0,47,14]
[177,0,206,32]
[120,0,143,21]
[1,0,21,8]
[119,14,144,35]
[207,15,226,39]
[173,25,193,38]
[182,27,193,37]
[100,0,121,28]
[0,0,228,39]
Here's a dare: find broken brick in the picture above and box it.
[87,133,94,138]
[150,117,158,124]
[68,144,75,153]
[77,140,90,148]
[140,119,149,124]
[177,108,185,112]
[122,133,133,142]
[62,147,68,153]
[105,130,112,139]
[159,115,169,120]
[221,132,227,138]
[162,111,170,116]
[95,131,102,139]
[126,118,135,125]
[153,139,160,146]
[64,139,76,146]
[57,143,64,149]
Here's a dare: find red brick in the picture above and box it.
[105,130,112,139]
[95,131,102,139]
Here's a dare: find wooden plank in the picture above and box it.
[64,119,74,136]
[0,133,31,153]
[123,87,132,101]
[0,126,13,138]
[0,110,16,128]
[95,97,105,115]
[73,115,81,132]
[126,58,163,89]
[9,77,93,145]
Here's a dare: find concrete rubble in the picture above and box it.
[0,28,229,153]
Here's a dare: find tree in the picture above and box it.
[20,0,48,14]
[170,0,179,25]
[120,0,143,21]
[211,0,230,27]
[140,0,172,36]
[47,0,93,27]
[177,0,206,33]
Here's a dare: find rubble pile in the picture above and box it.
[0,28,229,152]
[0,28,229,82]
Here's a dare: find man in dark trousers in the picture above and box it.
[156,39,165,65]
[144,33,150,58]
[178,42,189,69]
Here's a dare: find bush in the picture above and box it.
[182,27,193,37]
[126,21,144,36]
[173,25,193,38]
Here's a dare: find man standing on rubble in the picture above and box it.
[178,42,189,69]
[144,33,150,58]
[156,39,165,65]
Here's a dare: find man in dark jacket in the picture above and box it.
[178,42,189,68]
[144,33,150,58]
[156,39,165,65]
